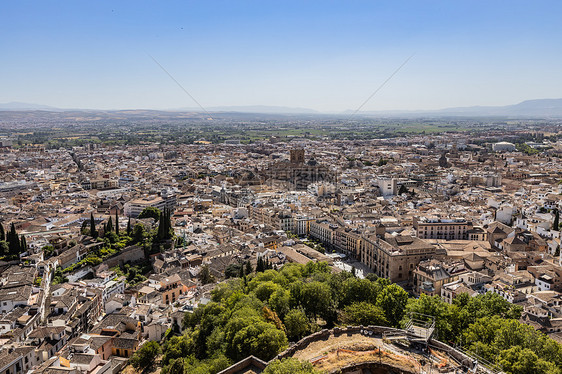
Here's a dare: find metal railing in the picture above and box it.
[452,345,504,374]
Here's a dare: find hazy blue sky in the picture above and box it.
[2,1,562,112]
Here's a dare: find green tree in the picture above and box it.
[239,263,245,278]
[263,358,319,374]
[127,268,138,282]
[130,341,161,371]
[269,288,291,319]
[132,223,146,243]
[127,217,132,236]
[20,235,27,252]
[553,209,559,230]
[463,315,562,369]
[162,335,191,366]
[0,223,4,241]
[245,260,253,275]
[7,223,21,256]
[105,231,119,244]
[254,281,280,302]
[156,208,173,241]
[0,241,9,257]
[225,263,242,279]
[199,265,215,285]
[464,292,522,323]
[52,268,68,285]
[256,256,265,272]
[504,340,560,373]
[340,277,379,307]
[90,213,98,238]
[42,244,55,258]
[284,308,310,341]
[376,284,408,327]
[115,212,119,236]
[138,206,161,221]
[342,301,388,326]
[80,219,89,235]
[298,281,334,322]
[106,216,113,233]
[229,321,288,361]
[162,358,184,374]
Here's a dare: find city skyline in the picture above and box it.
[2,1,562,112]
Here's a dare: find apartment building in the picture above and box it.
[124,191,176,217]
[414,217,470,240]
[362,234,436,284]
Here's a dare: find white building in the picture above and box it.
[377,178,397,196]
[535,274,554,291]
[492,142,516,152]
[124,191,176,217]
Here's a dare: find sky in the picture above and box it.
[2,1,562,112]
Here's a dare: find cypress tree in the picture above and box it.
[162,208,168,240]
[166,208,172,239]
[106,216,113,233]
[157,211,163,241]
[157,208,172,241]
[0,223,4,241]
[239,263,244,278]
[127,217,132,236]
[90,213,98,238]
[115,212,119,236]
[256,257,264,272]
[245,260,252,275]
[80,220,89,235]
[20,235,27,252]
[8,223,20,256]
[166,208,171,236]
[164,209,168,238]
[554,209,560,231]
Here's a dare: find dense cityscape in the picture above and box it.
[0,114,562,374]
[4,1,562,373]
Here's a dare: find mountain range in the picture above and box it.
[3,99,562,117]
[360,98,562,118]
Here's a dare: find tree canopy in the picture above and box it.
[157,262,562,374]
[138,206,161,221]
[130,341,161,371]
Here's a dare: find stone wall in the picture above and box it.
[102,246,145,268]
[276,325,404,360]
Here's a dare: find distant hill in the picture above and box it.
[174,105,318,114]
[0,103,318,114]
[0,102,64,111]
[3,98,562,117]
[356,98,562,118]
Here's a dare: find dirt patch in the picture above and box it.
[292,334,384,361]
[315,347,419,373]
